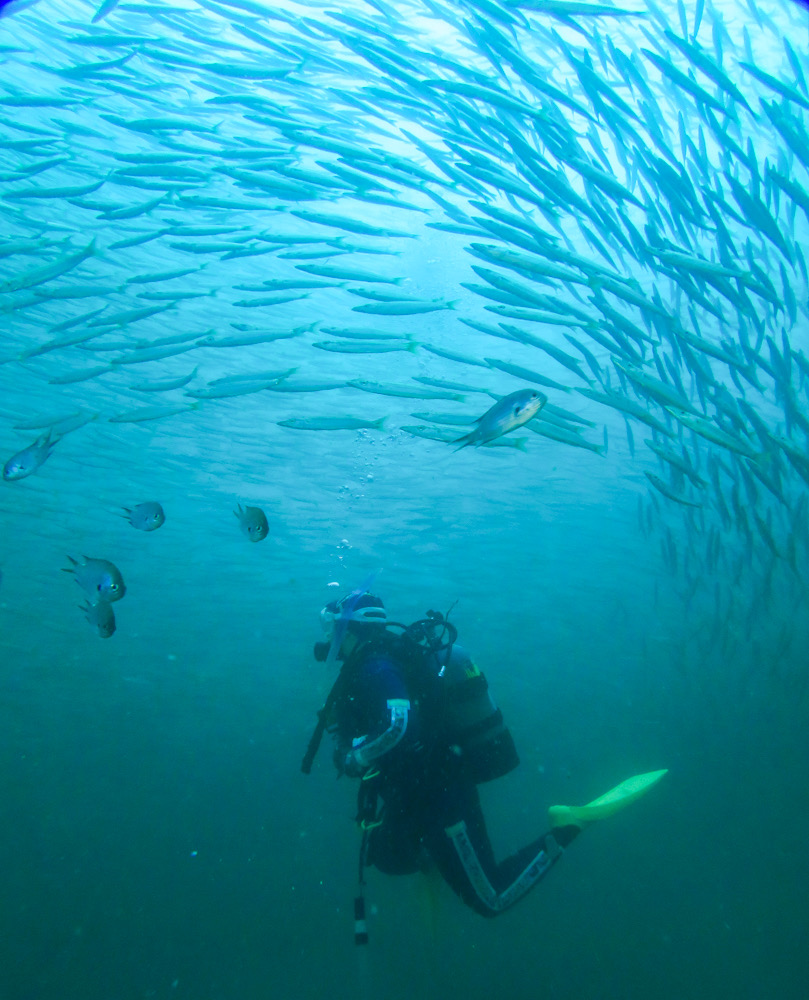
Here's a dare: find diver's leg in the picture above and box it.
[426,768,668,917]
[424,777,562,917]
[365,792,424,876]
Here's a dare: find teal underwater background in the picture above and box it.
[1,0,809,997]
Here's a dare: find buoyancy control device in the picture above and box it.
[302,608,518,783]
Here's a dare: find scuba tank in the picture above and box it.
[429,643,519,784]
[403,612,519,784]
[302,607,519,784]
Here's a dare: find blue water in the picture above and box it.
[1,0,808,997]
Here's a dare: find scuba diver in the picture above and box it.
[302,588,667,923]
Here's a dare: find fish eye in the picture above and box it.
[109,582,119,592]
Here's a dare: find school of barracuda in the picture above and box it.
[0,0,807,680]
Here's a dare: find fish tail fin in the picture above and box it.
[446,299,460,310]
[452,433,472,451]
[234,504,243,519]
[373,418,387,430]
[406,341,419,353]
[513,437,528,452]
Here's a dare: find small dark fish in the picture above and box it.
[82,599,116,638]
[234,503,269,542]
[2,431,57,480]
[64,555,126,602]
[122,501,165,531]
[453,389,547,450]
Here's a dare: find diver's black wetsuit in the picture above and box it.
[333,642,567,918]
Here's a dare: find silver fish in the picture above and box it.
[352,300,454,315]
[208,368,297,386]
[312,340,416,354]
[296,264,405,283]
[265,380,349,393]
[64,555,126,602]
[527,421,605,456]
[410,411,479,426]
[665,408,759,459]
[0,239,95,294]
[233,294,309,308]
[197,329,303,348]
[185,380,282,399]
[130,368,198,392]
[421,344,490,368]
[13,411,79,430]
[278,416,387,431]
[350,380,466,401]
[20,326,109,359]
[81,598,116,638]
[320,327,406,341]
[485,357,570,393]
[234,503,269,542]
[401,425,528,451]
[126,266,206,284]
[644,472,703,508]
[452,389,547,449]
[108,403,198,423]
[290,210,414,239]
[122,501,165,531]
[2,431,57,480]
[48,365,111,385]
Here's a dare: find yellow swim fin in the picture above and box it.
[548,769,668,830]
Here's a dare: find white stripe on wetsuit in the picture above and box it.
[445,820,558,913]
[349,698,410,769]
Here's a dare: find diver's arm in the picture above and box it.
[341,698,410,776]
